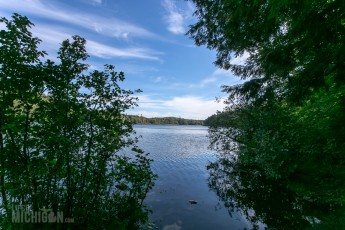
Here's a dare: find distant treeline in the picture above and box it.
[125,115,204,125]
[203,112,230,127]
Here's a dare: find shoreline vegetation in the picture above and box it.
[125,115,205,125]
[0,14,156,229]
[188,0,345,229]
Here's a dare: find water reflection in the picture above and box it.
[134,125,341,229]
[207,157,331,229]
[134,125,253,230]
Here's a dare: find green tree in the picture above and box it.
[0,14,155,229]
[189,0,345,103]
[124,115,204,125]
[189,0,345,228]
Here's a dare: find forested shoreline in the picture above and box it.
[125,115,204,125]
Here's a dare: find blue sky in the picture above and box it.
[0,0,244,119]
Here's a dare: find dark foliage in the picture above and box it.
[0,14,156,229]
[189,0,345,228]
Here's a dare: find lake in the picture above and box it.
[134,125,255,230]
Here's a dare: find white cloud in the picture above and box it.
[162,0,185,34]
[189,77,218,88]
[212,68,245,85]
[29,25,162,61]
[0,1,163,61]
[126,110,178,119]
[133,94,225,119]
[230,52,250,65]
[153,76,162,83]
[91,0,103,5]
[0,0,156,40]
[135,95,166,109]
[188,68,241,89]
[32,26,71,47]
[163,96,225,119]
[87,40,161,60]
[213,68,234,77]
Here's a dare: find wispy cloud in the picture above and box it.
[189,77,218,88]
[91,0,103,5]
[213,69,234,77]
[31,26,162,61]
[162,0,185,34]
[212,68,244,85]
[0,0,156,40]
[188,68,240,89]
[87,41,162,60]
[153,76,163,83]
[1,1,163,61]
[136,95,167,109]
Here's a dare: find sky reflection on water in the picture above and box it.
[133,125,254,230]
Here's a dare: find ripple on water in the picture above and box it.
[132,125,255,230]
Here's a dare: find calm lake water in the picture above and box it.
[134,125,254,230]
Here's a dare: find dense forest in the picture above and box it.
[189,0,345,229]
[125,115,204,125]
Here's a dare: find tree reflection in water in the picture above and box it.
[207,156,330,229]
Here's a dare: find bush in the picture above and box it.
[0,14,155,229]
